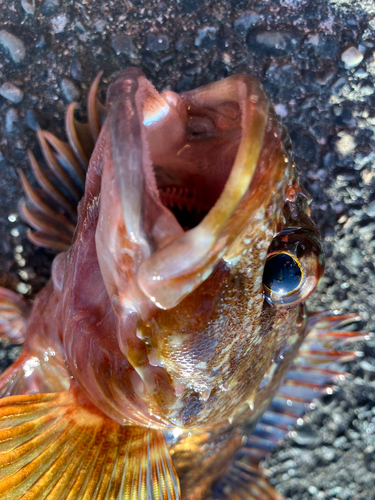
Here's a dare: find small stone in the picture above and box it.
[318,446,336,462]
[71,58,84,81]
[360,360,375,372]
[194,27,217,49]
[336,132,356,156]
[291,427,320,446]
[305,33,320,46]
[21,0,35,15]
[94,19,106,33]
[60,78,80,102]
[175,39,186,52]
[354,69,369,78]
[35,35,47,48]
[331,76,346,95]
[247,27,301,57]
[274,103,288,118]
[233,11,260,33]
[308,485,319,495]
[41,0,60,16]
[111,34,135,56]
[0,82,24,103]
[341,46,364,69]
[51,14,67,34]
[333,436,348,449]
[0,31,26,63]
[359,81,374,96]
[25,109,48,131]
[365,200,375,218]
[5,108,18,133]
[146,33,169,52]
[25,109,38,131]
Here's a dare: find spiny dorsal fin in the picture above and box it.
[21,74,105,252]
[0,389,180,500]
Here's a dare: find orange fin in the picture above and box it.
[0,389,180,500]
[0,288,30,345]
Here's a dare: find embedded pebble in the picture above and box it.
[360,360,375,372]
[5,108,18,134]
[40,0,60,16]
[94,19,107,33]
[146,33,169,52]
[336,132,356,156]
[234,11,260,32]
[274,103,288,118]
[71,58,84,81]
[0,31,26,63]
[21,0,35,15]
[341,46,364,69]
[0,82,24,104]
[35,35,47,49]
[365,201,375,218]
[60,78,80,102]
[111,34,135,56]
[247,27,301,56]
[195,27,217,48]
[51,14,68,34]
[25,109,48,131]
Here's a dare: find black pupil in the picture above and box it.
[263,253,302,294]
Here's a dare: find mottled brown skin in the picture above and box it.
[0,69,324,500]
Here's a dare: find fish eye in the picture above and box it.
[263,229,324,307]
[263,252,303,295]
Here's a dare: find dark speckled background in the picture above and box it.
[0,1,375,499]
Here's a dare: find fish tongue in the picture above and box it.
[138,75,270,310]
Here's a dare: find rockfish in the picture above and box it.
[0,68,364,500]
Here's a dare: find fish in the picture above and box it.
[0,67,366,500]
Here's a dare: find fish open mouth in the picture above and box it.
[105,69,285,309]
[147,95,243,231]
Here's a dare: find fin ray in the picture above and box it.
[22,73,104,251]
[0,288,29,345]
[0,390,180,500]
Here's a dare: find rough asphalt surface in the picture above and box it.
[0,1,374,499]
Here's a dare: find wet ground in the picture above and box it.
[0,1,374,499]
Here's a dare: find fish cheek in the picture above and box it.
[138,261,275,427]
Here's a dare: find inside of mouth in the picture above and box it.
[145,97,242,231]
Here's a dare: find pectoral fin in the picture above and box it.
[0,287,30,345]
[0,389,180,500]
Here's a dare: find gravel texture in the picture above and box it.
[0,1,374,499]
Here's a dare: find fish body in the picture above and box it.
[0,68,361,500]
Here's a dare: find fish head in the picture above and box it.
[65,68,324,428]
